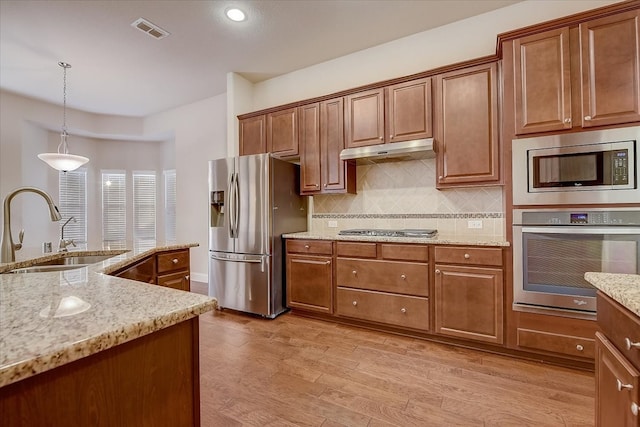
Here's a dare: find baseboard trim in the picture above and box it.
[191,272,207,283]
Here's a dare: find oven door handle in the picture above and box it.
[520,226,640,235]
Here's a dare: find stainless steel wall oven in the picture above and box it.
[513,208,640,318]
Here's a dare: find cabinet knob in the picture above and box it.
[172,258,179,264]
[632,402,639,417]
[185,275,190,281]
[576,344,584,351]
[304,245,310,249]
[390,134,394,139]
[324,184,327,187]
[379,136,384,140]
[625,337,640,350]
[435,269,441,274]
[438,176,443,180]
[400,274,406,280]
[352,301,358,306]
[617,379,634,392]
[464,253,470,259]
[564,118,571,124]
[584,115,592,121]
[401,308,406,314]
[325,260,331,265]
[352,270,357,276]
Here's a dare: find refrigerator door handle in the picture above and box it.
[228,173,237,238]
[233,172,240,237]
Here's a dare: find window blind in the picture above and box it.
[58,169,87,245]
[102,171,126,243]
[133,171,156,245]
[164,169,176,243]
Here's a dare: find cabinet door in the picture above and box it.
[386,77,432,143]
[115,255,156,284]
[595,332,640,427]
[513,28,573,135]
[345,88,385,148]
[239,115,266,156]
[267,108,298,157]
[321,97,354,193]
[434,264,503,344]
[581,10,640,128]
[157,270,190,292]
[286,254,333,313]
[299,103,321,194]
[435,62,499,187]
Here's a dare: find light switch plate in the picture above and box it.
[468,220,483,229]
[328,220,338,228]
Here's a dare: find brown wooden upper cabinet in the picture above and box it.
[239,108,299,158]
[345,77,432,148]
[434,62,499,188]
[239,114,267,156]
[299,98,355,195]
[511,9,640,135]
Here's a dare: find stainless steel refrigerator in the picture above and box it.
[208,153,307,318]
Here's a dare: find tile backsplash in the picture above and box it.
[310,158,505,240]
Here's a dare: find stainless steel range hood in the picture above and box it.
[339,138,435,163]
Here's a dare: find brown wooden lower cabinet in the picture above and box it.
[0,318,201,427]
[287,254,333,313]
[113,248,191,292]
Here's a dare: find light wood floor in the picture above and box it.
[193,284,595,426]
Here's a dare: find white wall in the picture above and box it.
[144,94,227,282]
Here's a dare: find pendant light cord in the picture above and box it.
[58,62,71,155]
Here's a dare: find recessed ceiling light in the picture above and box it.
[226,8,246,22]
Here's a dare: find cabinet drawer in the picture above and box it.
[336,242,377,258]
[336,287,429,331]
[157,250,190,274]
[598,292,640,369]
[337,258,428,296]
[517,328,595,359]
[157,270,190,291]
[287,240,333,255]
[381,244,428,262]
[434,246,502,266]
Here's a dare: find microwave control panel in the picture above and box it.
[520,210,640,226]
[612,149,629,185]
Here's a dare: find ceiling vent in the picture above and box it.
[131,18,170,40]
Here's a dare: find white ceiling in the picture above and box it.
[0,0,520,118]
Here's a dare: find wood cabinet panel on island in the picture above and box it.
[345,77,432,148]
[434,62,500,187]
[114,248,191,292]
[508,8,640,135]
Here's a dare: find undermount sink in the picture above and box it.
[9,264,90,274]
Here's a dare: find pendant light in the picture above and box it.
[38,62,89,172]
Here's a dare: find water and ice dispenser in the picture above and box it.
[210,191,224,227]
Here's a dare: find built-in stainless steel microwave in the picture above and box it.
[513,127,640,206]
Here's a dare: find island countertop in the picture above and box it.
[585,272,640,317]
[0,243,216,388]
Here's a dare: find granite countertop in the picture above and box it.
[0,242,216,388]
[282,231,510,247]
[585,272,640,317]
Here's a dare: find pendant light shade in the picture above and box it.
[38,62,89,172]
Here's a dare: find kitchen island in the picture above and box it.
[0,243,216,426]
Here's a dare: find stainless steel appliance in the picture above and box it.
[208,153,307,318]
[513,208,640,318]
[512,127,639,205]
[338,229,437,238]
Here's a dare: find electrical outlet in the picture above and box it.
[467,220,483,229]
[328,220,338,228]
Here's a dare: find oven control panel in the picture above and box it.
[518,210,640,226]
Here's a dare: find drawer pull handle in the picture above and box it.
[617,379,634,392]
[352,301,358,307]
[625,338,640,350]
[172,258,179,264]
[632,402,639,417]
[401,308,406,314]
[400,274,406,280]
[464,253,470,259]
[304,245,310,249]
[435,269,441,274]
[576,344,584,351]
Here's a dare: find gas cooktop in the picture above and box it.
[338,229,437,238]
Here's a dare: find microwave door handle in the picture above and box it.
[521,226,640,235]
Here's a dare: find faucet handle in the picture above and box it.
[14,229,24,251]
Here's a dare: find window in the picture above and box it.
[133,171,156,249]
[58,169,87,246]
[164,169,176,243]
[102,171,126,244]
